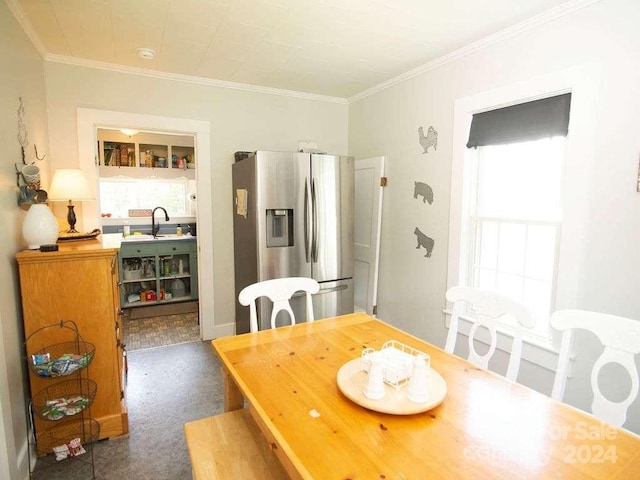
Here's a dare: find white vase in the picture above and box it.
[22,204,58,249]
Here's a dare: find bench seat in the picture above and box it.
[184,409,289,479]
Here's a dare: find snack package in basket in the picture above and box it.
[68,437,86,457]
[53,443,70,461]
[53,437,86,461]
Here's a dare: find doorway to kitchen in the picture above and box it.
[76,108,216,342]
[97,126,201,351]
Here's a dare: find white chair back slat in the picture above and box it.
[445,286,536,382]
[239,277,320,332]
[467,316,497,370]
[551,309,640,428]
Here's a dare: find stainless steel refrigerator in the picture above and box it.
[232,150,354,333]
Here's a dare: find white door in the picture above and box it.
[354,156,385,315]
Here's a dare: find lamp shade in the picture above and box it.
[48,169,94,201]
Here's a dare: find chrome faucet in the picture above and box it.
[151,207,169,237]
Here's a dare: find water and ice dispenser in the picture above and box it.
[266,209,294,247]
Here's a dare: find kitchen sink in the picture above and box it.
[122,233,195,242]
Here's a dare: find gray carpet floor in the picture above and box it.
[31,341,223,479]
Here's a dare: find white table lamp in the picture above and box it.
[48,168,94,233]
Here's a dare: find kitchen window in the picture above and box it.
[99,177,192,218]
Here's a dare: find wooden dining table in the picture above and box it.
[211,313,640,479]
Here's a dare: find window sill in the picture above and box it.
[442,309,572,376]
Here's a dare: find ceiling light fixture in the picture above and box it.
[136,48,156,60]
[120,129,139,137]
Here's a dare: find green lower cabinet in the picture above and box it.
[119,239,198,308]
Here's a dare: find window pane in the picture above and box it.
[138,182,187,214]
[497,223,526,275]
[100,180,137,218]
[478,221,498,268]
[476,137,564,220]
[523,278,552,336]
[525,225,557,281]
[477,268,496,291]
[99,178,189,218]
[496,272,523,300]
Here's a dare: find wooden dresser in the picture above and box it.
[16,236,128,440]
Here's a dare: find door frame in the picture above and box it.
[354,155,385,316]
[76,108,215,339]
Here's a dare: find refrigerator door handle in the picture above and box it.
[311,177,318,262]
[316,284,349,295]
[304,177,311,263]
[290,284,348,298]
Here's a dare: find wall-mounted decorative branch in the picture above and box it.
[14,164,22,188]
[17,97,28,164]
[16,97,46,165]
[16,97,48,209]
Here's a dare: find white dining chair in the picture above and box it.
[238,277,320,333]
[550,309,640,428]
[445,286,536,382]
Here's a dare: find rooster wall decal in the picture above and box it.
[418,126,438,154]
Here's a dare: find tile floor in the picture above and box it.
[123,312,200,351]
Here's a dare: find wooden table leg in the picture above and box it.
[222,366,244,412]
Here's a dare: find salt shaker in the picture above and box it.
[407,355,429,403]
[364,354,385,400]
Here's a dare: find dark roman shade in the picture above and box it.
[466,93,571,148]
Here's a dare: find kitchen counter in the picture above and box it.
[121,233,196,243]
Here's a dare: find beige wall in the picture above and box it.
[349,0,640,433]
[0,1,50,478]
[3,0,640,475]
[43,62,349,344]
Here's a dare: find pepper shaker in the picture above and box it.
[364,354,385,400]
[407,355,429,403]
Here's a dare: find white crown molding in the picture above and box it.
[8,0,599,105]
[43,53,348,105]
[347,0,602,104]
[4,0,48,58]
[5,0,345,104]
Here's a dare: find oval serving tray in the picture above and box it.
[57,228,101,242]
[336,358,447,415]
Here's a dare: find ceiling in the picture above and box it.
[11,0,584,99]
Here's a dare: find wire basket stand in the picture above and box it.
[24,320,98,480]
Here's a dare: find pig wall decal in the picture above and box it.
[414,182,433,204]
